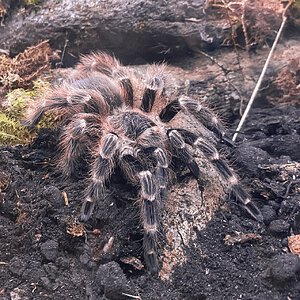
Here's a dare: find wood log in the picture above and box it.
[0,0,230,64]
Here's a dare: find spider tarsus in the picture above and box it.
[231,185,264,222]
[144,232,159,274]
[80,198,95,221]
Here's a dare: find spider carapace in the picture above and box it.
[25,53,263,274]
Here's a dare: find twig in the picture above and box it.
[232,0,294,142]
[122,292,142,299]
[56,32,69,68]
[241,0,250,52]
[196,50,244,104]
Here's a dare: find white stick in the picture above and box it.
[232,14,288,142]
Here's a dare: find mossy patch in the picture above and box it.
[0,80,56,146]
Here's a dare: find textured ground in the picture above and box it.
[1,45,300,299]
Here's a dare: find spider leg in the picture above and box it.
[119,151,161,274]
[176,129,263,222]
[111,70,134,107]
[24,89,103,128]
[24,92,72,128]
[167,129,200,178]
[59,118,88,177]
[120,77,134,107]
[140,65,166,113]
[153,148,169,202]
[139,170,159,274]
[136,127,170,201]
[58,113,102,177]
[159,97,234,147]
[80,133,119,221]
[77,52,134,107]
[76,52,121,76]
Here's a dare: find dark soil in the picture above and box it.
[1,62,300,299]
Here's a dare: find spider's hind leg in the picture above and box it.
[24,91,71,128]
[140,65,167,113]
[139,170,160,274]
[195,138,262,221]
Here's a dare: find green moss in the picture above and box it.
[0,112,24,144]
[0,80,52,146]
[23,0,40,6]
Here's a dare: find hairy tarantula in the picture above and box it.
[25,53,263,274]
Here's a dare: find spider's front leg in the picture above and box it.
[159,96,234,147]
[167,129,200,179]
[139,170,160,274]
[119,147,167,274]
[81,133,119,221]
[176,129,263,222]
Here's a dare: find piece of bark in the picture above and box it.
[0,0,230,64]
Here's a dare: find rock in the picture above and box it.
[95,262,131,300]
[268,219,290,236]
[261,205,277,225]
[280,199,298,216]
[40,240,59,261]
[21,261,47,282]
[42,186,64,208]
[266,253,300,284]
[292,210,300,234]
[281,237,288,247]
[268,200,281,212]
[234,144,270,176]
[40,276,52,289]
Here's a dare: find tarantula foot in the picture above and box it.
[231,186,263,223]
[21,119,35,130]
[220,134,235,148]
[146,255,159,275]
[80,197,95,221]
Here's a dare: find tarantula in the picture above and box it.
[25,53,263,274]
